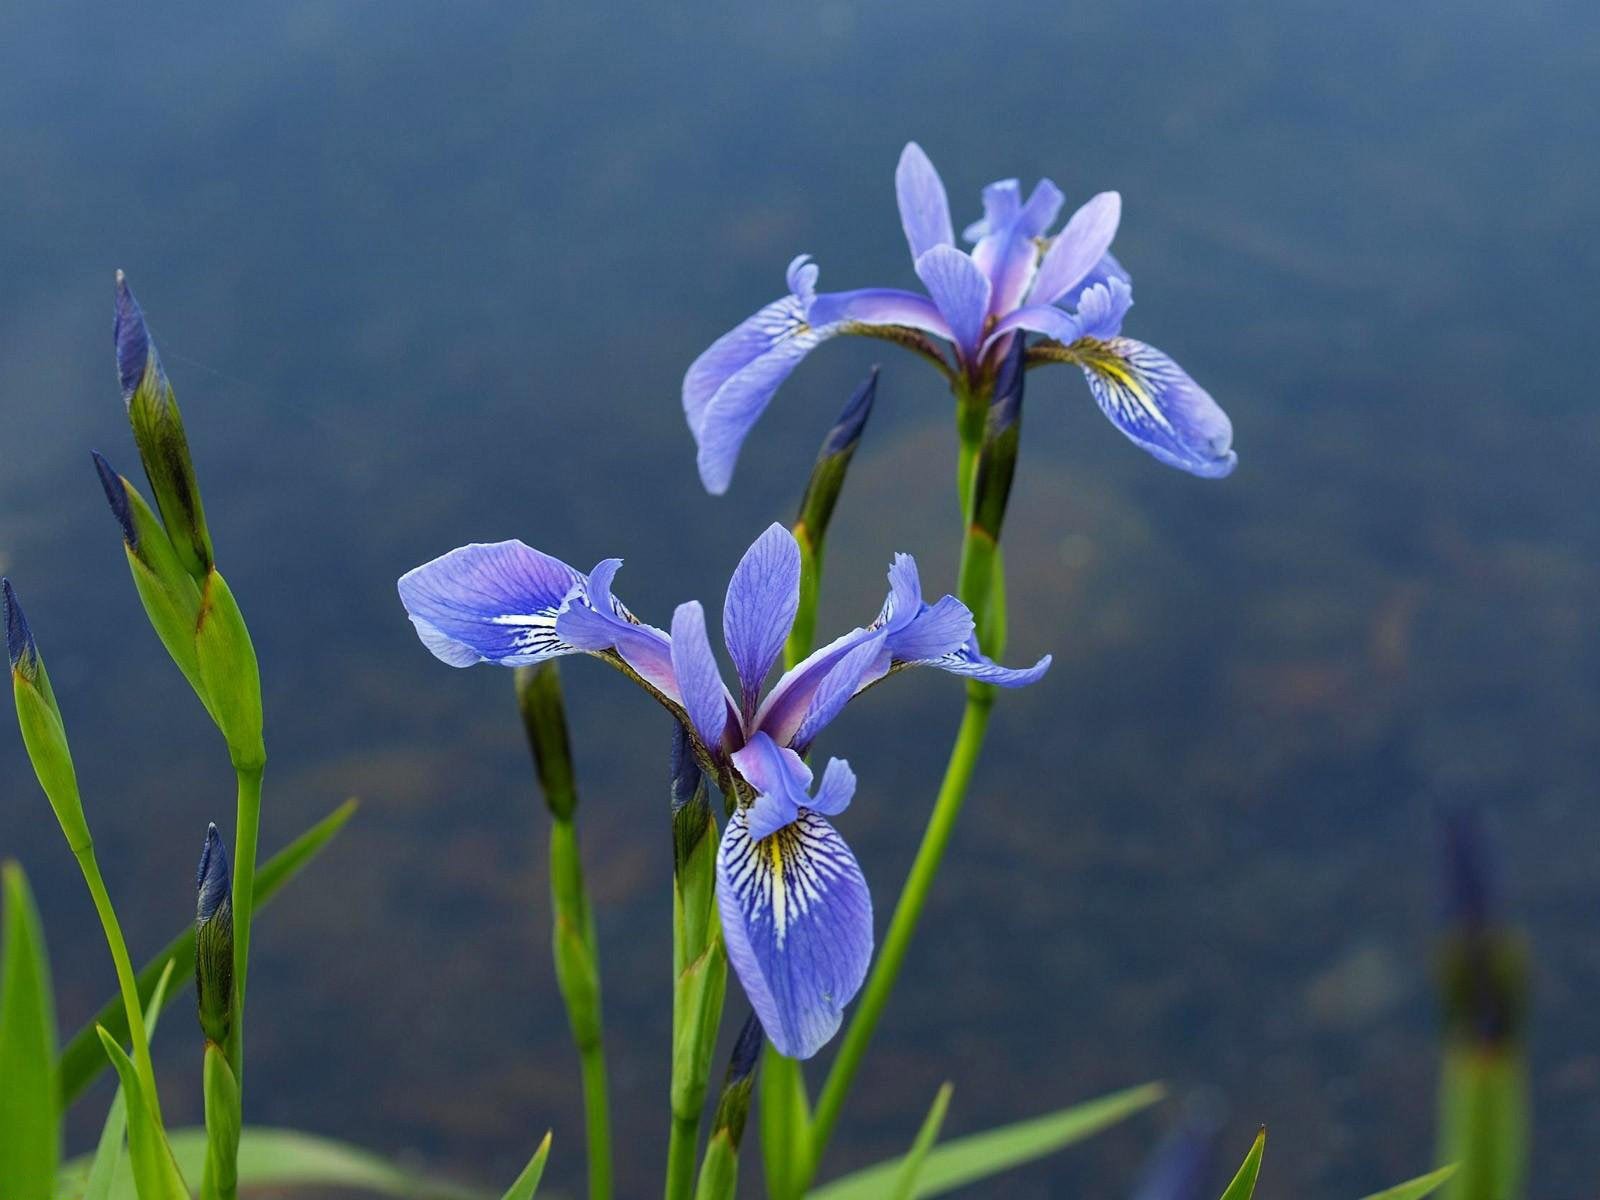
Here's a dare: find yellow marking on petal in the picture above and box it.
[766,831,789,946]
[1071,337,1174,433]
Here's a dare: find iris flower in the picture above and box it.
[684,141,1236,493]
[399,524,1049,1057]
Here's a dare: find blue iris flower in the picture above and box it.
[399,524,1049,1057]
[685,142,1237,493]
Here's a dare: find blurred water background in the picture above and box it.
[2,2,1598,1195]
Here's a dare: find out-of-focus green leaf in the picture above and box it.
[499,1132,551,1200]
[888,1083,953,1200]
[83,959,176,1200]
[1437,1043,1526,1200]
[63,1128,489,1200]
[59,798,359,1105]
[94,1028,189,1200]
[1358,1163,1459,1200]
[0,862,58,1200]
[808,1081,1163,1200]
[1218,1128,1266,1200]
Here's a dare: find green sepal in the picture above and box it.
[200,1044,240,1200]
[125,352,213,579]
[500,1131,552,1200]
[1219,1127,1266,1200]
[83,959,177,1200]
[94,1027,189,1200]
[12,661,92,852]
[0,863,59,1200]
[193,569,264,770]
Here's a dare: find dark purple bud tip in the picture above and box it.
[727,1010,763,1084]
[3,578,38,674]
[1438,804,1495,931]
[990,335,1026,433]
[114,270,155,405]
[819,367,879,460]
[196,822,232,923]
[90,451,138,547]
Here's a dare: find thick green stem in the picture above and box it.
[225,765,263,1090]
[74,846,164,1121]
[665,1112,700,1199]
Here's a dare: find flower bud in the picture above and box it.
[970,336,1025,544]
[4,581,91,853]
[194,824,234,1046]
[115,272,213,580]
[193,569,265,771]
[671,722,711,875]
[1436,806,1526,1047]
[514,662,578,821]
[709,1011,762,1147]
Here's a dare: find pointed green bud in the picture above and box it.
[193,569,264,770]
[970,337,1024,544]
[194,825,234,1046]
[789,369,878,660]
[92,452,215,720]
[671,723,711,875]
[115,271,213,580]
[514,662,578,820]
[5,581,91,853]
[709,1012,762,1146]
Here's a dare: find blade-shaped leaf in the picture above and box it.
[500,1132,552,1200]
[94,1027,189,1200]
[84,959,177,1200]
[808,1081,1164,1199]
[0,862,58,1200]
[889,1082,953,1200]
[63,1128,489,1200]
[60,798,358,1105]
[1218,1128,1266,1200]
[1357,1164,1459,1200]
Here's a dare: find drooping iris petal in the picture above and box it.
[884,594,973,663]
[1074,337,1237,478]
[730,730,814,840]
[685,295,797,438]
[1029,191,1122,307]
[895,142,954,262]
[670,601,735,749]
[716,807,873,1060]
[724,523,802,716]
[914,246,991,363]
[398,540,587,667]
[909,636,1054,688]
[555,559,681,699]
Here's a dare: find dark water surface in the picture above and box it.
[3,2,1599,1195]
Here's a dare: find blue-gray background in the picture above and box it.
[2,2,1597,1196]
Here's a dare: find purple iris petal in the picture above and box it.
[808,758,857,816]
[804,288,953,341]
[970,178,1066,318]
[885,594,974,662]
[1076,338,1237,478]
[1029,191,1122,307]
[753,624,881,748]
[1077,250,1131,296]
[684,294,805,437]
[916,636,1053,687]
[716,806,873,1060]
[723,523,802,717]
[670,601,734,749]
[895,142,954,262]
[730,731,815,840]
[555,559,682,698]
[1074,277,1134,339]
[914,246,991,363]
[982,302,1083,354]
[789,634,890,752]
[398,540,587,668]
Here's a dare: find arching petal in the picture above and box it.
[398,541,586,667]
[716,807,873,1060]
[982,303,1082,356]
[971,178,1066,318]
[895,142,954,263]
[789,635,889,752]
[730,730,813,840]
[556,558,680,699]
[1075,337,1238,478]
[671,601,736,749]
[805,288,953,342]
[910,637,1053,688]
[752,624,882,748]
[1029,191,1121,307]
[808,758,857,817]
[724,524,801,717]
[684,293,807,439]
[1074,277,1134,339]
[914,246,991,363]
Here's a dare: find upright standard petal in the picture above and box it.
[398,541,587,668]
[970,178,1066,318]
[1029,191,1121,307]
[716,806,873,1059]
[914,246,991,364]
[723,524,801,717]
[1074,337,1237,478]
[895,142,954,262]
[671,601,735,750]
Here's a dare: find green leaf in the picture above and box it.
[499,1131,552,1200]
[94,1027,189,1200]
[59,798,359,1105]
[63,1128,489,1200]
[0,862,59,1200]
[808,1081,1164,1200]
[889,1083,953,1200]
[760,1047,811,1200]
[83,959,177,1200]
[1219,1128,1266,1200]
[1357,1163,1459,1200]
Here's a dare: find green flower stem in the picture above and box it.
[803,378,1004,1187]
[225,764,263,1089]
[73,845,165,1123]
